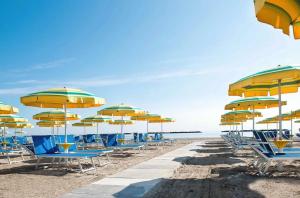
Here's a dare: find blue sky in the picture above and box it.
[1,0,300,135]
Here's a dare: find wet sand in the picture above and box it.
[0,139,194,198]
[144,138,300,198]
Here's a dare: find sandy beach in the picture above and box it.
[0,139,196,198]
[144,138,300,198]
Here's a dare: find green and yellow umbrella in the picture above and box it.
[82,115,111,139]
[98,104,145,134]
[131,113,161,133]
[222,110,261,131]
[33,110,80,121]
[220,122,241,126]
[224,97,286,130]
[0,121,32,134]
[0,101,19,114]
[72,122,95,135]
[108,120,134,125]
[228,65,300,136]
[98,104,145,117]
[20,87,105,149]
[254,0,300,39]
[36,120,65,135]
[0,115,28,138]
[148,117,175,133]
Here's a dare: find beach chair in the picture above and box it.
[255,131,300,153]
[32,135,99,173]
[0,145,25,164]
[55,135,113,165]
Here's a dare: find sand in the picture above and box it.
[144,138,300,198]
[0,139,194,198]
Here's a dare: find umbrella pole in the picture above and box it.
[267,123,269,130]
[146,120,149,133]
[290,118,293,138]
[278,79,283,138]
[64,104,67,143]
[252,106,255,131]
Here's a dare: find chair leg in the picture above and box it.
[35,158,41,169]
[97,157,102,166]
[106,153,110,162]
[7,154,11,165]
[91,158,97,174]
[77,159,83,173]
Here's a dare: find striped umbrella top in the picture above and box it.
[108,120,134,125]
[131,113,161,121]
[98,104,145,116]
[20,87,106,108]
[225,97,287,110]
[82,115,111,123]
[0,101,19,114]
[33,110,80,121]
[148,117,175,123]
[0,115,28,122]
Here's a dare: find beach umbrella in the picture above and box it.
[0,101,19,114]
[82,115,111,142]
[148,117,175,133]
[72,122,95,135]
[224,97,286,130]
[108,120,134,125]
[228,65,300,137]
[20,87,105,151]
[33,110,80,121]
[131,113,161,133]
[36,120,65,135]
[0,121,32,136]
[98,104,145,134]
[254,0,300,39]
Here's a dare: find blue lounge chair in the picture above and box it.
[255,131,300,153]
[32,135,99,173]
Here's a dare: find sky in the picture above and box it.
[1,0,300,135]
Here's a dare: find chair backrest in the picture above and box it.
[15,136,28,145]
[100,134,118,146]
[32,135,59,155]
[154,133,161,140]
[253,131,260,141]
[74,136,81,142]
[54,135,77,152]
[83,134,96,143]
[257,131,276,155]
[134,133,148,142]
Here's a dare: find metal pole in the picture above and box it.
[278,79,282,137]
[252,106,255,131]
[64,103,67,143]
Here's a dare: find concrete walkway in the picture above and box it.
[61,141,201,198]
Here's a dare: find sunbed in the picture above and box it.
[32,135,99,173]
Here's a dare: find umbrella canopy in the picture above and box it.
[108,120,134,125]
[33,110,80,121]
[82,115,111,123]
[294,120,300,123]
[20,87,105,108]
[219,122,241,126]
[0,122,32,128]
[0,101,19,114]
[131,113,161,133]
[0,115,27,122]
[20,87,105,146]
[224,97,287,110]
[36,120,65,127]
[257,118,279,124]
[228,66,300,97]
[131,113,161,121]
[98,104,145,116]
[72,122,95,127]
[228,65,300,137]
[254,0,300,39]
[221,110,262,119]
[148,117,175,133]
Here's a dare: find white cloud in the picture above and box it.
[10,57,75,73]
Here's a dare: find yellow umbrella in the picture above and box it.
[98,104,145,134]
[36,120,65,135]
[0,121,32,136]
[82,115,111,139]
[254,0,300,39]
[131,113,161,133]
[33,110,80,121]
[224,97,285,130]
[0,101,19,114]
[148,117,175,133]
[228,65,300,137]
[72,122,95,135]
[108,120,134,125]
[20,87,105,151]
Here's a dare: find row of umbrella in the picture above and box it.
[0,87,175,151]
[221,65,300,138]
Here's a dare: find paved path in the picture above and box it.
[61,141,201,198]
